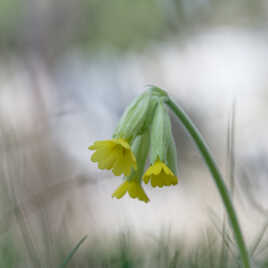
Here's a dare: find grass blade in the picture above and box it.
[60,235,87,268]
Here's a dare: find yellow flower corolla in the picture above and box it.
[112,180,150,203]
[143,159,178,187]
[89,138,137,176]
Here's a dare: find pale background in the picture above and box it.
[1,0,268,263]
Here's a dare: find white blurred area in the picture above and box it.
[1,27,268,244]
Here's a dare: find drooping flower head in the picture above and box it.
[89,87,179,202]
[143,100,178,187]
[89,91,153,177]
[112,130,150,203]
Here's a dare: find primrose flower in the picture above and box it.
[143,159,177,187]
[89,138,136,176]
[89,90,154,176]
[143,100,178,187]
[112,180,149,203]
[112,130,150,203]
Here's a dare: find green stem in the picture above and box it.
[165,97,250,268]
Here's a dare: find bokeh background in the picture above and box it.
[1,0,268,267]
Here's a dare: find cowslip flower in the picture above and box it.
[89,91,152,177]
[112,130,150,203]
[112,180,149,203]
[143,100,178,187]
[89,138,136,176]
[143,158,177,187]
[89,87,179,202]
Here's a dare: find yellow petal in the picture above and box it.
[144,161,162,176]
[143,175,149,184]
[112,181,129,199]
[143,160,178,188]
[89,139,137,176]
[121,151,136,176]
[91,147,113,162]
[116,138,131,149]
[128,181,150,203]
[112,154,125,176]
[112,180,150,203]
[162,164,174,176]
[89,140,114,150]
[98,154,117,169]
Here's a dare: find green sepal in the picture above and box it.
[164,107,178,176]
[149,99,178,175]
[150,101,170,164]
[113,91,152,142]
[166,133,178,176]
[147,85,168,98]
[125,130,150,183]
[138,96,158,135]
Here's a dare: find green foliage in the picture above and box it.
[81,0,166,50]
[1,219,268,267]
[0,0,267,53]
[0,0,22,48]
[0,233,20,268]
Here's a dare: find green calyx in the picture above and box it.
[166,131,178,176]
[147,85,168,99]
[138,96,158,135]
[113,88,165,143]
[125,130,150,183]
[113,91,152,142]
[150,100,178,175]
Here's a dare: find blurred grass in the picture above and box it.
[0,86,267,268]
[0,0,267,55]
[0,101,266,267]
[1,223,268,267]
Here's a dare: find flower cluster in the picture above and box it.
[89,87,178,203]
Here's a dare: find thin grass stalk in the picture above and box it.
[60,235,87,268]
[165,97,251,268]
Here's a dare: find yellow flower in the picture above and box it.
[112,180,150,203]
[89,138,137,176]
[143,159,178,187]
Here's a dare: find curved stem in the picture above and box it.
[165,97,250,268]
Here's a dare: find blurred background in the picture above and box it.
[1,0,268,267]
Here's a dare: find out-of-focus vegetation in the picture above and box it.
[1,0,268,267]
[0,0,267,55]
[1,224,268,267]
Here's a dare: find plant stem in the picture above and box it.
[165,97,250,268]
